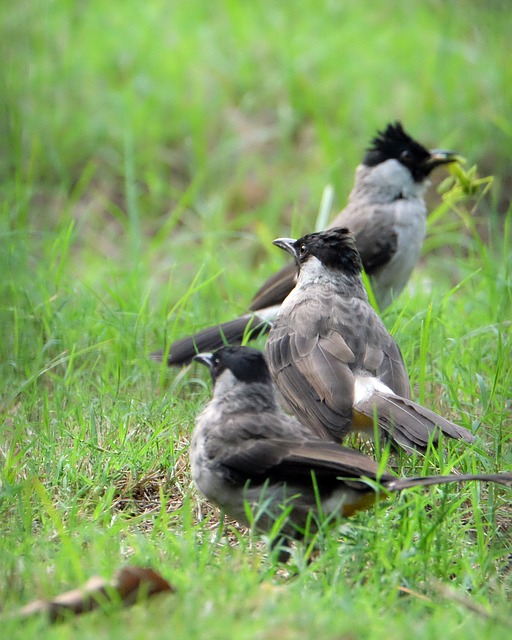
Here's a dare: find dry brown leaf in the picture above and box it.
[9,566,174,623]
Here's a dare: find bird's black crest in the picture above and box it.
[295,227,362,275]
[363,122,432,180]
[211,346,272,385]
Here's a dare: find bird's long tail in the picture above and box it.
[151,309,278,366]
[385,472,512,492]
[357,392,475,453]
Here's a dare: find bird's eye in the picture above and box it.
[400,149,412,161]
[299,243,308,256]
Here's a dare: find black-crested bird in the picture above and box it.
[191,346,511,542]
[153,122,458,366]
[265,227,474,453]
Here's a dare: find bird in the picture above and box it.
[152,122,459,366]
[264,227,475,453]
[191,345,511,544]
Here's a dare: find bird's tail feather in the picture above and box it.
[357,392,475,452]
[151,314,271,366]
[385,472,512,492]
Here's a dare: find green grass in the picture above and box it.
[1,0,511,637]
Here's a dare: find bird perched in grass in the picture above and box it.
[191,346,511,544]
[265,227,474,453]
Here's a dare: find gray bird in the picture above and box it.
[191,346,511,543]
[265,227,474,453]
[153,122,458,366]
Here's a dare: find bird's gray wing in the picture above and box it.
[368,328,411,400]
[220,429,511,492]
[219,432,511,519]
[219,432,386,488]
[302,292,412,403]
[266,295,358,442]
[218,434,393,521]
[249,261,297,311]
[339,297,412,400]
[331,203,398,275]
[267,291,412,442]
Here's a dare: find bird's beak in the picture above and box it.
[426,149,461,170]
[272,237,298,259]
[193,352,214,370]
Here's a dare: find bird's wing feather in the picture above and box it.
[267,291,411,441]
[219,433,386,488]
[266,298,357,441]
[373,339,411,400]
[328,296,412,399]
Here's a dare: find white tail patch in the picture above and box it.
[353,376,394,406]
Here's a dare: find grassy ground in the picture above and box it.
[1,0,511,637]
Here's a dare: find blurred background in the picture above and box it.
[1,0,511,344]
